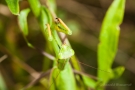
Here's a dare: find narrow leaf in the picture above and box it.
[5,0,19,15]
[112,66,125,79]
[28,0,41,17]
[98,0,125,84]
[83,75,96,89]
[50,62,77,90]
[39,7,48,30]
[18,8,30,36]
[18,8,34,48]
[39,6,53,41]
[43,7,53,26]
[0,74,7,90]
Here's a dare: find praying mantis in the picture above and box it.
[18,7,77,90]
[40,16,77,90]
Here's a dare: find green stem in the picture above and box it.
[28,0,41,17]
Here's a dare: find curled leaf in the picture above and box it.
[98,0,125,84]
[112,66,125,79]
[18,8,30,36]
[18,8,34,48]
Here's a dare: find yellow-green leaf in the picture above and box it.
[28,0,41,17]
[5,0,19,15]
[83,75,96,89]
[112,66,125,79]
[18,8,30,36]
[98,0,125,84]
[39,6,53,41]
[50,62,77,90]
[18,8,34,48]
[0,74,7,90]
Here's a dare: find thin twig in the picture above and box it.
[78,61,111,73]
[13,56,40,77]
[45,0,57,21]
[37,48,55,60]
[23,69,51,89]
[73,70,98,80]
[61,34,67,44]
[0,55,8,63]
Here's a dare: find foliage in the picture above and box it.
[97,0,125,89]
[0,0,126,90]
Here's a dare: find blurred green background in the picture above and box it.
[0,0,135,90]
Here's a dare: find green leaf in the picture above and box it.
[50,62,77,90]
[43,7,53,26]
[112,66,125,79]
[39,6,53,41]
[39,6,53,26]
[83,75,96,89]
[18,8,30,36]
[47,0,57,13]
[58,44,74,59]
[18,8,34,48]
[0,74,7,90]
[27,41,34,49]
[39,7,48,30]
[28,0,41,17]
[5,0,19,15]
[98,0,125,84]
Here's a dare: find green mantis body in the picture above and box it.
[18,5,76,90]
[48,18,76,90]
[57,44,74,70]
[49,17,74,70]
